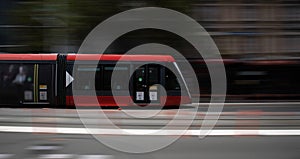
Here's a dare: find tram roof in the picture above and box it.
[66,54,175,62]
[0,54,58,61]
[0,54,175,62]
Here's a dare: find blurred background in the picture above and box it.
[0,0,299,56]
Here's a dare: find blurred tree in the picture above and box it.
[6,0,191,53]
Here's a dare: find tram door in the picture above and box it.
[133,65,160,104]
[0,63,55,106]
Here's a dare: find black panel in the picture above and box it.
[57,55,66,106]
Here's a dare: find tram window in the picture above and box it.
[0,63,34,103]
[0,64,34,88]
[74,65,100,90]
[0,64,18,88]
[103,65,129,90]
[165,68,180,90]
[148,65,160,86]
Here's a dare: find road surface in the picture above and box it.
[0,103,299,158]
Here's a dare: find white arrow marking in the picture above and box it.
[66,71,74,87]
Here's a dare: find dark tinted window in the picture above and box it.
[165,68,180,90]
[0,64,34,88]
[0,63,34,104]
[148,65,160,86]
[103,65,129,90]
[73,65,100,90]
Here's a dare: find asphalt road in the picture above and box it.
[0,103,299,158]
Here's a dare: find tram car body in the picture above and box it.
[0,54,191,107]
[189,58,300,101]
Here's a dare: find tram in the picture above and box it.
[0,54,191,107]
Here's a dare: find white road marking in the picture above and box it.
[38,154,113,159]
[26,145,63,151]
[0,126,300,136]
[77,155,113,159]
[39,154,73,159]
[0,154,14,159]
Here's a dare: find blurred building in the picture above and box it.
[0,0,299,57]
[190,1,300,57]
